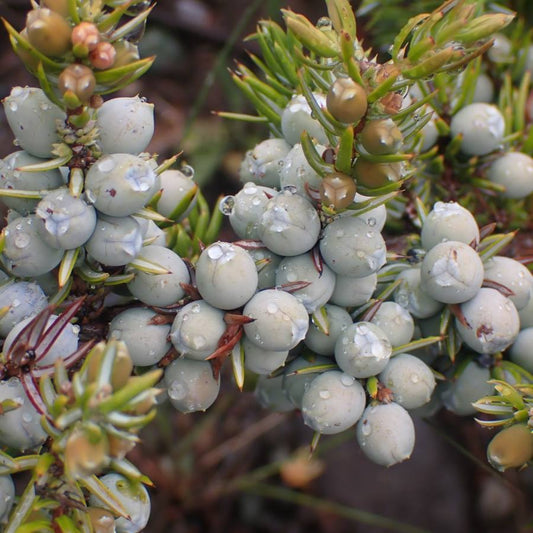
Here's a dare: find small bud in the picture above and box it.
[65,427,109,477]
[86,341,134,390]
[487,424,533,472]
[26,8,72,57]
[90,42,117,70]
[283,10,339,57]
[319,172,356,209]
[326,77,367,124]
[87,507,116,533]
[58,64,96,104]
[108,434,136,460]
[403,47,454,79]
[378,92,403,115]
[456,13,515,45]
[71,22,100,57]
[112,342,134,390]
[129,389,159,415]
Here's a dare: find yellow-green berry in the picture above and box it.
[326,77,367,124]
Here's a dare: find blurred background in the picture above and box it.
[0,0,533,531]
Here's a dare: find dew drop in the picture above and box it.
[22,412,32,423]
[361,421,372,436]
[219,195,235,215]
[181,165,195,178]
[267,303,278,314]
[319,389,330,399]
[97,158,115,173]
[192,335,206,349]
[286,272,297,282]
[410,374,420,384]
[207,243,224,260]
[14,233,30,249]
[340,374,354,386]
[168,380,187,400]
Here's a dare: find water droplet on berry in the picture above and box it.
[192,335,206,349]
[97,158,115,173]
[180,165,194,178]
[14,233,30,249]
[168,380,187,400]
[411,374,420,384]
[361,421,372,436]
[267,303,278,314]
[207,244,224,260]
[340,374,354,386]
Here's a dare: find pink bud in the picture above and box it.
[71,21,100,51]
[89,42,116,70]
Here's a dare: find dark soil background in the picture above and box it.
[0,0,533,532]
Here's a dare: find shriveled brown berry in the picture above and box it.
[326,77,367,124]
[58,64,96,103]
[26,8,72,57]
[360,119,403,155]
[487,424,533,471]
[354,159,402,188]
[319,172,356,209]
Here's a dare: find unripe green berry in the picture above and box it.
[487,424,533,471]
[319,172,356,210]
[58,64,96,104]
[41,0,69,15]
[359,119,403,155]
[354,159,402,188]
[326,77,367,124]
[26,8,72,57]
